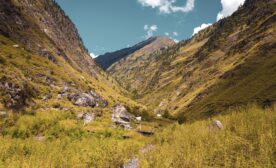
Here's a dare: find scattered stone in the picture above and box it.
[42,94,52,101]
[112,104,132,129]
[154,109,165,117]
[208,120,223,131]
[12,44,19,48]
[61,86,70,93]
[40,48,56,63]
[76,112,95,125]
[0,80,31,109]
[44,76,55,85]
[213,120,223,129]
[136,116,142,121]
[0,111,7,118]
[57,94,63,99]
[122,158,139,168]
[76,113,84,120]
[50,84,58,89]
[68,91,108,108]
[35,135,45,141]
[83,113,95,125]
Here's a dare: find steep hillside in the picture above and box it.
[0,1,160,167]
[0,0,101,77]
[95,37,175,70]
[109,0,276,121]
[107,37,176,94]
[0,0,147,133]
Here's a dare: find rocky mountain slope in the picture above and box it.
[107,36,176,94]
[95,36,175,70]
[106,0,276,121]
[0,0,146,127]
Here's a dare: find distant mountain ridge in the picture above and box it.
[95,37,175,70]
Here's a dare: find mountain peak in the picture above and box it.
[95,36,175,70]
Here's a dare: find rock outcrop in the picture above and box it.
[112,104,132,129]
[77,112,95,125]
[68,91,108,108]
[0,79,35,109]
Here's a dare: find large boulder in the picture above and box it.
[112,104,132,129]
[68,91,108,108]
[0,79,35,109]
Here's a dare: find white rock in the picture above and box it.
[0,111,7,117]
[214,120,223,129]
[136,116,142,121]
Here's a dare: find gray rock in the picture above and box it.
[208,120,223,131]
[76,113,84,120]
[61,86,70,93]
[123,158,138,168]
[76,112,95,124]
[57,94,63,99]
[112,104,131,129]
[0,81,29,109]
[213,120,223,129]
[42,94,52,101]
[68,91,108,108]
[83,113,95,124]
[76,93,97,107]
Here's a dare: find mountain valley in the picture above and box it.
[0,0,275,167]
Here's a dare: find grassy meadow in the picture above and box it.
[140,105,276,168]
[0,105,274,167]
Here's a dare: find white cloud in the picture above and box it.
[172,38,179,43]
[217,0,245,21]
[138,0,195,14]
[144,24,158,39]
[165,32,170,36]
[90,52,98,58]
[173,32,178,36]
[192,23,212,36]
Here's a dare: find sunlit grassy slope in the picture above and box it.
[106,0,276,121]
[139,105,276,168]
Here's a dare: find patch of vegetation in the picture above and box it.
[140,105,276,167]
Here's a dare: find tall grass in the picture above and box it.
[0,105,274,167]
[0,136,143,168]
[139,105,276,168]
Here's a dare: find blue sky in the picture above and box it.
[55,0,245,57]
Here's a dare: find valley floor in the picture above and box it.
[0,104,275,167]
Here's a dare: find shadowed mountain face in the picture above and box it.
[104,0,276,121]
[95,37,175,70]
